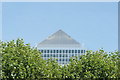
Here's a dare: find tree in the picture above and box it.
[2,39,47,79]
[43,59,62,78]
[1,39,119,79]
[67,50,119,79]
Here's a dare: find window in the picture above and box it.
[60,54,62,57]
[60,50,62,53]
[53,54,55,57]
[78,50,80,53]
[66,54,68,57]
[57,50,59,53]
[50,54,52,57]
[81,50,83,53]
[53,50,55,53]
[69,54,71,57]
[69,50,71,53]
[40,50,43,53]
[50,50,52,53]
[47,50,49,53]
[75,53,77,56]
[72,50,74,53]
[41,54,43,57]
[72,54,74,56]
[56,54,58,57]
[63,54,65,57]
[47,54,49,57]
[44,54,46,57]
[75,50,77,53]
[44,50,46,53]
[63,50,65,53]
[59,59,61,61]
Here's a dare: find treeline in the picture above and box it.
[1,39,120,79]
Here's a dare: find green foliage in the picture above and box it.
[61,50,120,79]
[1,39,120,79]
[44,59,62,78]
[2,39,47,79]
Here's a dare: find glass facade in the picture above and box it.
[40,50,86,54]
[39,49,86,65]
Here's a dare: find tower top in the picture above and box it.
[37,30,84,48]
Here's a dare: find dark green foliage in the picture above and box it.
[1,39,120,79]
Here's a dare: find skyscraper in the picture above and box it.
[37,30,86,65]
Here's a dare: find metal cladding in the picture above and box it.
[37,30,83,48]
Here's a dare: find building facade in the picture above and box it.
[37,30,86,65]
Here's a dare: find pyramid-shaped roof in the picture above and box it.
[37,30,83,48]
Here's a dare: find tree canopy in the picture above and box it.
[1,39,120,79]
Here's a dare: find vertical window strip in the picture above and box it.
[69,50,71,53]
[72,50,74,53]
[60,50,61,53]
[57,50,58,53]
[84,50,85,53]
[44,50,46,53]
[50,50,52,53]
[75,50,77,53]
[53,50,55,53]
[81,50,83,53]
